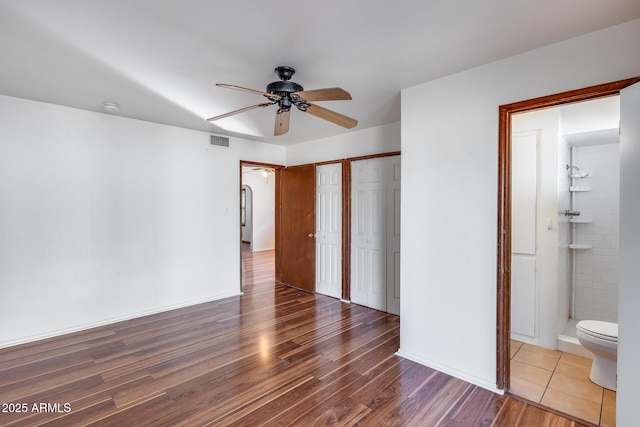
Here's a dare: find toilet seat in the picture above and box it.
[577,320,618,342]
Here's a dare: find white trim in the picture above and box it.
[0,291,242,349]
[395,349,504,395]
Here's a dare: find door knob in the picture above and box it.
[307,232,316,238]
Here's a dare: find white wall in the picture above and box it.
[241,170,276,251]
[557,138,572,333]
[399,16,640,400]
[0,94,285,347]
[286,122,400,166]
[618,78,640,427]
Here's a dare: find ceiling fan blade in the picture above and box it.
[304,104,358,129]
[293,87,352,102]
[216,84,281,99]
[207,102,273,121]
[274,109,290,136]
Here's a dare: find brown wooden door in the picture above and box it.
[277,164,316,292]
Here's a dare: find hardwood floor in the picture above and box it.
[0,249,593,426]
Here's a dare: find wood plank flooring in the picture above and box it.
[0,249,593,426]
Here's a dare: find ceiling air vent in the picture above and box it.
[210,135,230,148]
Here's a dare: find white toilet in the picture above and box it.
[576,320,618,391]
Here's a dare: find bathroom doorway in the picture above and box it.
[495,77,640,423]
[507,96,621,424]
[509,96,620,350]
[496,77,638,389]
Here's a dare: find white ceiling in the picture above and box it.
[2,1,639,146]
[560,95,620,146]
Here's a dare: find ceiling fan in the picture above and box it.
[207,66,358,136]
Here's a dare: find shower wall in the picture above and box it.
[572,143,620,322]
[557,138,572,333]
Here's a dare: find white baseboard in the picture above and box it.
[395,349,504,395]
[510,332,539,346]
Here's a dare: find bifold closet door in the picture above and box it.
[350,156,400,314]
[351,158,386,311]
[386,157,401,316]
[315,163,342,299]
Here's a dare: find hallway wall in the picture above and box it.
[286,122,400,166]
[242,170,276,252]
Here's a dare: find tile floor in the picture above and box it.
[510,340,616,426]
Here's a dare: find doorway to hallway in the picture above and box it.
[240,160,282,292]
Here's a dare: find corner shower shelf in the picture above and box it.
[569,218,593,224]
[569,244,592,250]
[569,186,592,192]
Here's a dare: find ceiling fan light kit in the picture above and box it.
[208,66,357,136]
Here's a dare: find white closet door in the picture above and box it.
[351,156,400,313]
[512,132,537,255]
[511,131,538,339]
[386,158,401,315]
[511,256,536,337]
[350,160,368,306]
[316,163,342,298]
[367,159,387,311]
[351,158,385,310]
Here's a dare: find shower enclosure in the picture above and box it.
[557,137,620,355]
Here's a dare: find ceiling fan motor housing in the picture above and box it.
[266,66,305,110]
[266,80,303,109]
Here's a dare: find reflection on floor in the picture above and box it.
[510,340,616,426]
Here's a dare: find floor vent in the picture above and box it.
[211,135,230,148]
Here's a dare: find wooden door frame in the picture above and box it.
[495,77,640,390]
[239,160,284,291]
